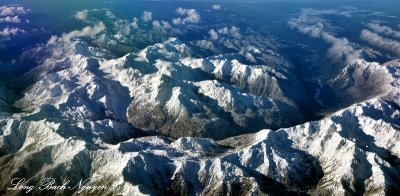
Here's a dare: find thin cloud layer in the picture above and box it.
[301,8,352,18]
[361,29,400,56]
[173,7,200,25]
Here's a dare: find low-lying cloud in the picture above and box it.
[0,6,28,16]
[75,10,88,21]
[173,7,200,25]
[0,27,25,36]
[217,26,241,38]
[209,29,218,40]
[301,8,352,18]
[0,15,21,23]
[367,22,400,39]
[289,12,361,64]
[49,22,106,43]
[212,4,221,10]
[361,29,400,56]
[142,11,153,22]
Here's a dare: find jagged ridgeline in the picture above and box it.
[1,1,400,195]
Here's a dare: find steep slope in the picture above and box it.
[0,59,399,195]
[102,38,309,139]
[0,33,399,195]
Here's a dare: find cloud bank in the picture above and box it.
[0,15,21,23]
[289,10,361,64]
[361,29,400,56]
[367,22,400,39]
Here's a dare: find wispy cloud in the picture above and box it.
[361,29,400,56]
[301,8,352,18]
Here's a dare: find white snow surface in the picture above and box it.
[0,37,399,195]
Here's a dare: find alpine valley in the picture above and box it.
[0,0,399,195]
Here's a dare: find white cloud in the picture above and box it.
[209,29,218,40]
[289,14,361,64]
[361,29,400,55]
[218,27,228,34]
[161,20,171,29]
[0,15,21,23]
[152,20,161,29]
[288,15,325,38]
[229,26,241,38]
[142,11,153,22]
[75,10,88,20]
[216,26,240,38]
[0,6,27,16]
[131,17,139,29]
[212,4,221,10]
[367,22,400,39]
[106,10,116,19]
[301,8,352,18]
[0,27,25,36]
[173,8,200,25]
[176,7,186,16]
[172,18,181,25]
[323,34,361,64]
[119,21,131,35]
[52,22,106,43]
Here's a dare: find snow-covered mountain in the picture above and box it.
[0,32,399,195]
[12,37,310,140]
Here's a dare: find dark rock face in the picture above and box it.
[125,39,309,140]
